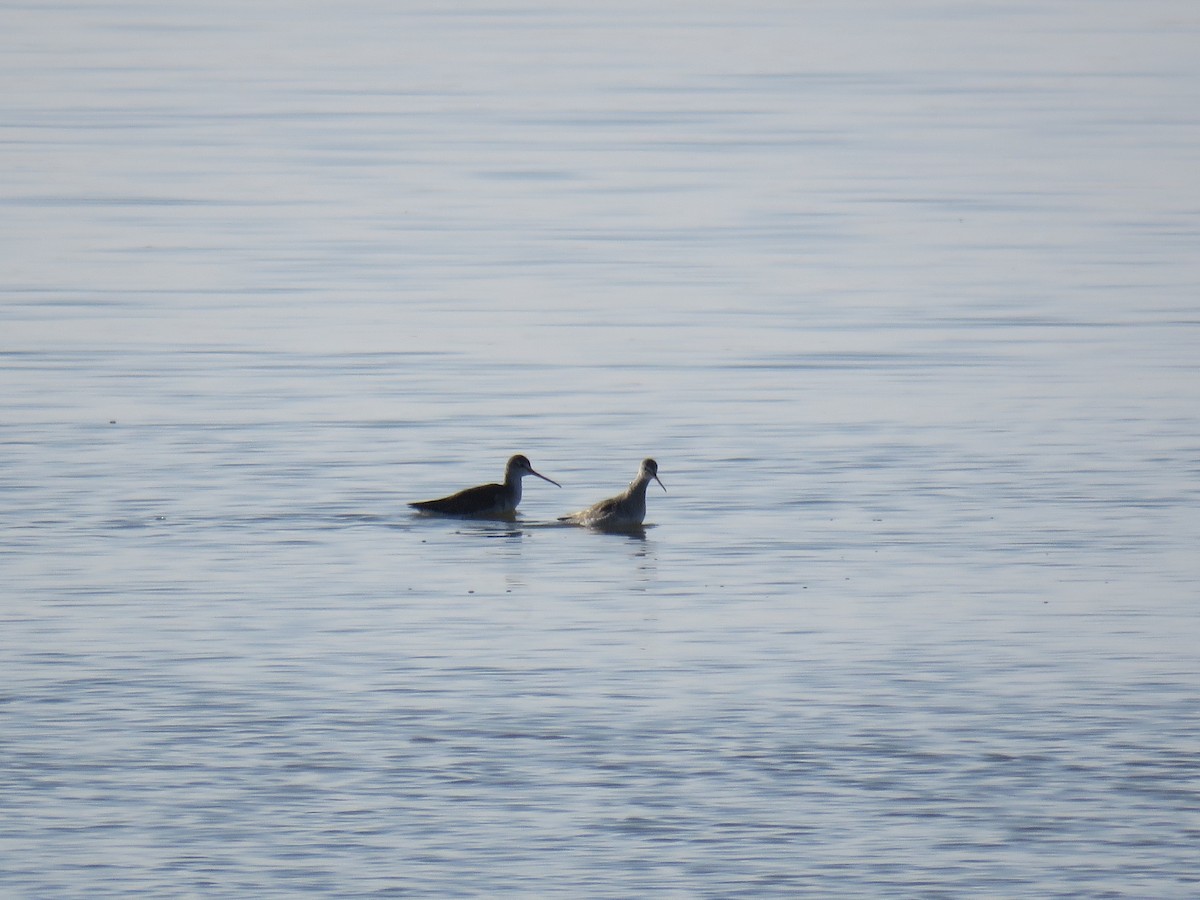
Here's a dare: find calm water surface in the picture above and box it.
[3,1,1199,896]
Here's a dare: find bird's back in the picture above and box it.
[410,482,512,517]
[560,490,644,527]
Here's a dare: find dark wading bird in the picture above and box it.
[559,458,665,531]
[409,454,560,519]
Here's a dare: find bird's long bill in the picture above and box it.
[531,468,561,487]
[654,474,667,492]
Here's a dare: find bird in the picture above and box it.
[409,454,560,519]
[559,458,665,530]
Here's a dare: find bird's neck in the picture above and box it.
[506,473,523,503]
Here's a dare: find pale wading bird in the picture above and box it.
[559,458,665,531]
[409,454,560,519]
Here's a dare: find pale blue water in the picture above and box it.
[3,1,1199,896]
